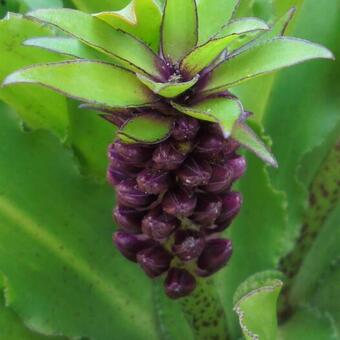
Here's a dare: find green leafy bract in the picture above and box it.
[24,37,114,62]
[172,97,243,138]
[197,0,239,44]
[137,73,199,98]
[118,114,173,143]
[202,37,334,93]
[161,0,197,63]
[180,35,237,78]
[234,274,283,340]
[26,8,164,78]
[94,0,162,52]
[3,60,157,108]
[217,17,269,37]
[232,122,277,167]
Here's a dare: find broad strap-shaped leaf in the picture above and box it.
[137,73,199,98]
[180,35,238,78]
[24,37,114,62]
[201,37,334,93]
[232,122,278,167]
[217,17,269,37]
[26,8,165,79]
[118,114,173,143]
[197,0,239,44]
[3,61,157,108]
[19,0,63,10]
[233,273,283,340]
[161,0,198,63]
[172,96,243,138]
[70,0,131,12]
[94,0,162,52]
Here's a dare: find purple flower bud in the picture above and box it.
[137,246,173,277]
[152,141,186,170]
[113,206,144,233]
[142,208,179,241]
[173,230,205,261]
[114,141,153,166]
[195,133,224,159]
[113,231,154,262]
[176,157,212,187]
[201,163,233,193]
[165,268,196,299]
[223,138,240,156]
[162,187,197,217]
[137,168,171,194]
[107,167,130,186]
[197,239,232,276]
[116,179,156,208]
[215,192,242,226]
[192,194,222,226]
[108,146,139,174]
[226,156,246,180]
[172,116,200,141]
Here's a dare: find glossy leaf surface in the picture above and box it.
[218,17,269,37]
[172,97,243,137]
[161,0,197,63]
[137,73,199,98]
[180,35,237,78]
[118,114,173,143]
[94,0,162,52]
[232,122,277,167]
[202,37,334,93]
[24,37,114,62]
[26,9,164,78]
[197,0,239,44]
[3,61,157,108]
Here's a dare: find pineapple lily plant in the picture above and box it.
[0,0,338,339]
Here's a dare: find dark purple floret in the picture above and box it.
[197,238,233,276]
[117,179,156,208]
[107,167,131,186]
[195,133,224,159]
[173,230,206,261]
[215,192,242,226]
[137,245,173,277]
[192,194,222,226]
[113,205,144,233]
[177,157,212,187]
[113,231,154,262]
[162,187,197,217]
[202,163,234,193]
[115,141,153,166]
[152,141,187,170]
[137,168,171,194]
[172,116,200,141]
[165,268,196,299]
[226,156,247,180]
[142,208,179,241]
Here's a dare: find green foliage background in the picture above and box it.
[0,0,339,339]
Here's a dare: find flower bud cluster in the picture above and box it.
[109,116,245,299]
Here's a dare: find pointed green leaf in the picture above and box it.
[180,35,237,78]
[19,0,63,10]
[172,97,243,138]
[24,37,114,62]
[118,114,173,143]
[234,276,283,340]
[26,8,164,79]
[137,73,199,98]
[232,122,278,167]
[202,37,334,93]
[94,0,162,52]
[197,0,239,44]
[217,17,269,37]
[3,61,157,108]
[70,0,130,13]
[161,0,198,63]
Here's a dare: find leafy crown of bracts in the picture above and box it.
[2,0,333,167]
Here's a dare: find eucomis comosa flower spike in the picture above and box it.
[3,0,334,298]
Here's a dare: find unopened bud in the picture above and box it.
[152,141,186,170]
[202,163,233,193]
[173,230,205,261]
[192,194,222,226]
[177,157,212,187]
[172,116,200,141]
[162,187,197,217]
[113,206,144,233]
[137,168,171,194]
[165,268,196,299]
